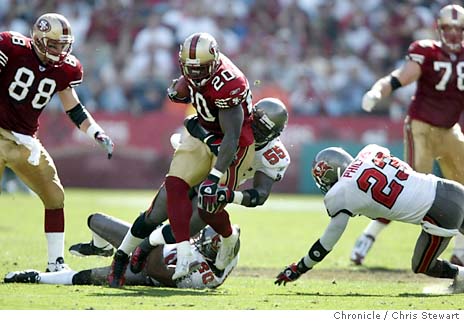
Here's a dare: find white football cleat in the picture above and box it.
[172,241,200,280]
[449,266,464,294]
[215,225,240,270]
[46,257,70,272]
[350,234,375,265]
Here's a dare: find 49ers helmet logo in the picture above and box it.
[37,19,51,32]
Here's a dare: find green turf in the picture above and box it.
[0,189,462,310]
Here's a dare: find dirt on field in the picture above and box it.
[235,266,432,283]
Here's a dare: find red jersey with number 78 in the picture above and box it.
[0,31,83,136]
[406,39,464,128]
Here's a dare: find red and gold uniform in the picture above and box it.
[0,30,82,208]
[404,39,464,184]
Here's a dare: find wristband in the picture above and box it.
[232,191,243,205]
[86,123,104,140]
[209,168,223,180]
[297,258,312,273]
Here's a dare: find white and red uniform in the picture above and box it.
[157,244,238,289]
[325,144,437,224]
[240,137,290,185]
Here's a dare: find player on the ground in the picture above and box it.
[73,98,289,286]
[275,144,464,293]
[0,13,113,272]
[354,4,464,266]
[5,213,238,289]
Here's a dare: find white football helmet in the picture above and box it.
[179,33,219,87]
[31,13,74,67]
[437,4,464,52]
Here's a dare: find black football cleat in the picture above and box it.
[4,270,40,283]
[69,241,113,257]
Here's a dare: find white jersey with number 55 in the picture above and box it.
[239,137,290,185]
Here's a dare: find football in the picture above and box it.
[174,75,190,100]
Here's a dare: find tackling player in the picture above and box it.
[73,97,290,287]
[275,144,464,293]
[0,13,114,272]
[4,213,238,290]
[353,4,464,266]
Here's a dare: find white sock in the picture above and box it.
[149,225,167,246]
[92,232,112,249]
[176,240,192,258]
[363,220,388,239]
[454,233,464,256]
[39,270,76,285]
[46,232,64,263]
[118,230,143,255]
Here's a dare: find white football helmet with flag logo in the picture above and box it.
[31,13,74,67]
[437,4,464,52]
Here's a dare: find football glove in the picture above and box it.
[361,90,381,112]
[198,174,221,213]
[95,132,114,159]
[274,261,311,286]
[184,115,221,156]
[217,185,233,204]
[167,78,190,104]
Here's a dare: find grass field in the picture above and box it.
[0,189,463,311]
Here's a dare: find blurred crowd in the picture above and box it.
[0,0,449,118]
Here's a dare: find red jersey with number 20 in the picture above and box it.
[324,144,437,224]
[0,31,83,136]
[187,53,254,147]
[407,40,464,128]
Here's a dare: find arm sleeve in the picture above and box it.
[302,212,350,269]
[319,212,350,250]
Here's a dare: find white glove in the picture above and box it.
[361,90,381,112]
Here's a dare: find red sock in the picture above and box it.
[165,176,192,242]
[199,208,232,237]
[45,208,65,233]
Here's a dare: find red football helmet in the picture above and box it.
[31,13,74,67]
[178,33,219,87]
[437,4,464,52]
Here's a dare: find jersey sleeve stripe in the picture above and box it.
[407,53,425,65]
[0,50,8,66]
[69,79,82,87]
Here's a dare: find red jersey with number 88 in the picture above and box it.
[0,31,82,136]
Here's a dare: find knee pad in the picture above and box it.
[72,269,93,285]
[130,212,157,239]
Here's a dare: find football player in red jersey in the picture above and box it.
[107,32,254,287]
[352,4,464,266]
[0,13,114,272]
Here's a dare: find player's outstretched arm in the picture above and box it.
[59,87,114,159]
